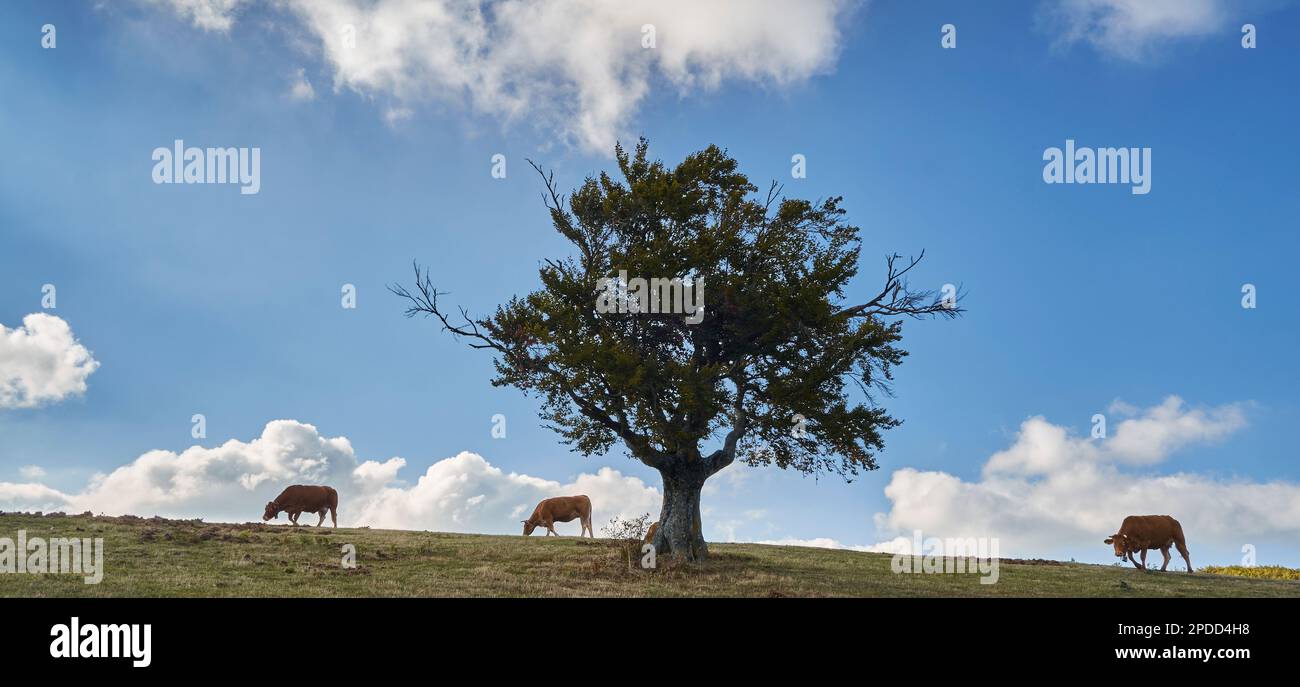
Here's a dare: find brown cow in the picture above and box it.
[1104,515,1192,572]
[263,485,338,527]
[522,495,592,537]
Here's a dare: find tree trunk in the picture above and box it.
[650,463,709,562]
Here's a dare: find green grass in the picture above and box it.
[3,512,1299,597]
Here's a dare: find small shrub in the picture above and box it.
[601,513,651,541]
[600,513,654,573]
[1201,565,1300,581]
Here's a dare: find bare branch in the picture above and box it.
[836,251,965,320]
[387,262,509,352]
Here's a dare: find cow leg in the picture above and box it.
[316,509,326,527]
[1176,541,1193,573]
[1129,550,1144,570]
[1160,547,1171,572]
[1140,550,1148,568]
[330,506,338,528]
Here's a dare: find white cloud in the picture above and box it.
[0,482,70,512]
[753,537,875,552]
[151,0,247,32]
[145,0,852,152]
[18,465,46,480]
[382,106,413,126]
[0,419,659,535]
[352,452,659,532]
[871,396,1300,563]
[288,67,316,101]
[0,313,100,409]
[982,396,1245,476]
[1040,0,1230,60]
[1101,396,1245,464]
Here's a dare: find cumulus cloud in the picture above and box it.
[353,454,659,531]
[0,313,100,409]
[1100,396,1245,464]
[146,0,852,152]
[982,396,1245,476]
[0,482,71,512]
[0,419,659,535]
[1040,0,1231,60]
[871,396,1300,563]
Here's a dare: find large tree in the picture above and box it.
[392,140,960,561]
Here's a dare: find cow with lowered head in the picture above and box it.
[263,485,338,527]
[522,495,592,537]
[1104,514,1192,572]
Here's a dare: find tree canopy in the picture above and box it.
[393,139,960,560]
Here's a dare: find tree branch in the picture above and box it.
[708,374,749,475]
[390,261,670,469]
[836,251,965,320]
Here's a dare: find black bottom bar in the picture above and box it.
[2,597,1288,674]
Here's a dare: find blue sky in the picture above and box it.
[2,0,1298,567]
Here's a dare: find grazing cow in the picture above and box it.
[522,495,592,537]
[263,485,338,527]
[1104,515,1192,572]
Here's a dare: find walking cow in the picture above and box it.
[1104,515,1192,572]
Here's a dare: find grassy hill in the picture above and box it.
[2,512,1298,597]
